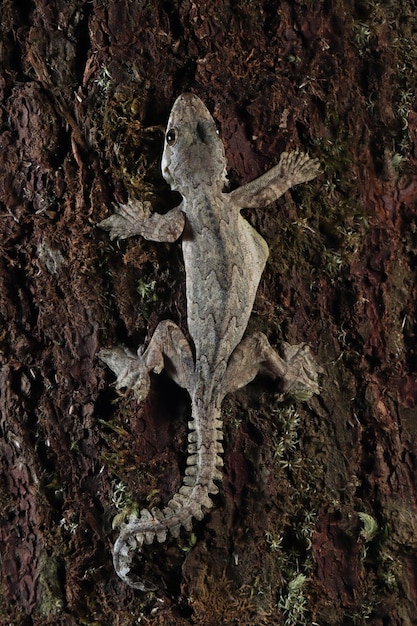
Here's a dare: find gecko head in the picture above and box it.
[162,93,228,193]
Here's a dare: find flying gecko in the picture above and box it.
[98,93,321,590]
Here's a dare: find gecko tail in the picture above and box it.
[112,489,218,591]
[112,420,223,590]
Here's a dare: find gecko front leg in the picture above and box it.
[229,149,320,209]
[98,198,185,242]
[222,332,320,401]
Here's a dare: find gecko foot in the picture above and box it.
[99,346,152,401]
[98,200,153,240]
[278,149,321,186]
[280,342,322,400]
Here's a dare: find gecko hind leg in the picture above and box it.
[223,332,320,401]
[99,320,195,400]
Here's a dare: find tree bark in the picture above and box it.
[1,1,416,624]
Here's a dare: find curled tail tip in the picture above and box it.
[112,487,218,586]
[113,560,155,591]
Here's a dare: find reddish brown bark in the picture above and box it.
[1,1,417,624]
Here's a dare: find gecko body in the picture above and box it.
[99,93,320,589]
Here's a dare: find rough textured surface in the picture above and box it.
[0,0,417,624]
[99,93,320,590]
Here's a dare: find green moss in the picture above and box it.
[35,554,64,617]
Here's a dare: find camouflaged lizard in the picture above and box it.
[98,93,321,590]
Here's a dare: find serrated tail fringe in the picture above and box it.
[112,410,223,590]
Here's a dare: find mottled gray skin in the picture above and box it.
[99,93,321,590]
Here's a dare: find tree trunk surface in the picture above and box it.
[1,1,417,624]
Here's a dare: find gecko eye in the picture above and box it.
[166,129,177,145]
